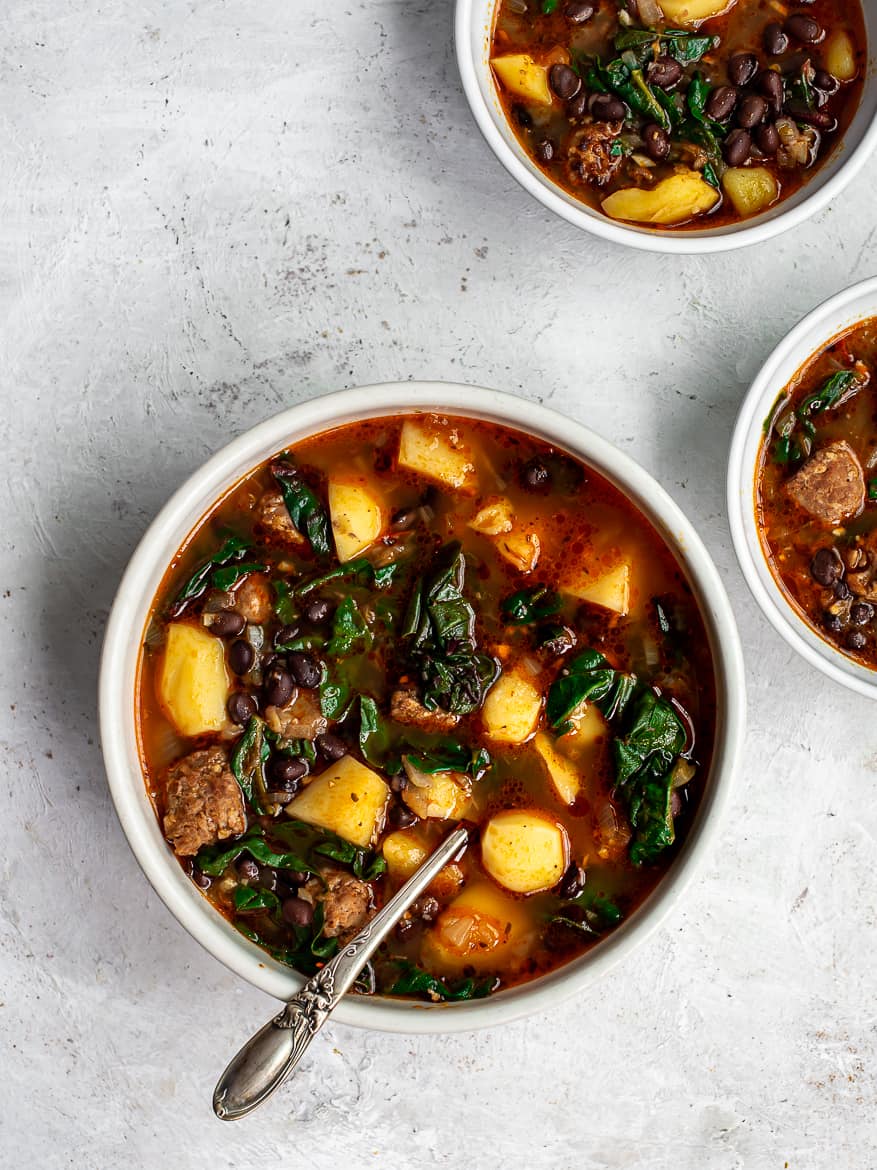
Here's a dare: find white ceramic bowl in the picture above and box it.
[729,276,877,698]
[100,382,745,1032]
[455,0,877,254]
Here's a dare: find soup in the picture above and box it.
[137,414,716,1002]
[489,0,865,229]
[757,317,877,667]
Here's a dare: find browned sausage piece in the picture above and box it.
[390,686,459,732]
[163,746,246,857]
[301,869,374,941]
[264,690,328,740]
[785,440,866,526]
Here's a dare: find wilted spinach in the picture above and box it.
[277,819,387,881]
[387,960,497,1002]
[167,534,251,616]
[501,584,562,625]
[613,26,717,66]
[614,690,686,864]
[550,890,623,937]
[546,648,637,732]
[272,462,332,558]
[326,596,372,656]
[233,885,281,914]
[230,716,274,813]
[402,542,499,715]
[405,741,491,779]
[195,825,313,877]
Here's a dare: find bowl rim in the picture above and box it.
[728,275,877,699]
[454,0,877,255]
[100,381,746,1033]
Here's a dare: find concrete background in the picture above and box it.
[2,0,875,1165]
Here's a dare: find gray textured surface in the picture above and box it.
[2,0,876,1166]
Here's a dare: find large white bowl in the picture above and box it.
[455,0,877,254]
[729,277,877,698]
[100,382,745,1032]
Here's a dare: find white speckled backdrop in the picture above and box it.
[2,0,875,1165]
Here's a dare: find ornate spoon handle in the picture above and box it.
[213,824,470,1121]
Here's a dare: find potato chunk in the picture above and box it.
[470,497,541,572]
[401,759,471,821]
[602,171,719,225]
[398,418,477,492]
[481,809,569,894]
[657,0,735,25]
[158,622,229,737]
[825,30,858,82]
[422,882,535,974]
[491,54,552,106]
[285,756,390,847]
[481,669,542,744]
[328,478,384,562]
[496,529,541,573]
[564,561,630,615]
[534,732,582,806]
[722,166,779,218]
[469,497,514,536]
[382,828,430,881]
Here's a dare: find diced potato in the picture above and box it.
[491,54,552,106]
[602,171,719,226]
[285,756,390,848]
[825,29,858,82]
[402,760,471,821]
[564,561,630,615]
[158,622,229,737]
[422,882,535,973]
[382,828,430,881]
[657,0,735,25]
[560,702,608,751]
[398,418,477,492]
[722,166,779,218]
[328,478,384,562]
[469,497,513,536]
[429,862,466,901]
[534,732,582,806]
[481,809,569,894]
[481,669,542,744]
[496,529,541,573]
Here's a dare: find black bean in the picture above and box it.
[395,916,417,940]
[728,51,759,87]
[834,580,853,602]
[269,755,308,790]
[557,862,586,899]
[590,92,627,122]
[737,94,768,129]
[823,611,845,633]
[851,602,874,626]
[288,650,321,689]
[847,630,868,651]
[785,13,822,44]
[521,457,551,490]
[810,547,843,586]
[566,91,589,118]
[764,22,789,56]
[192,868,212,890]
[227,691,258,725]
[413,896,440,923]
[513,103,533,130]
[643,122,671,161]
[303,597,332,624]
[257,866,280,892]
[706,85,738,122]
[755,121,780,155]
[274,624,299,647]
[647,55,683,90]
[264,664,295,707]
[282,896,314,928]
[759,68,785,113]
[724,129,752,167]
[237,858,260,881]
[549,64,581,101]
[390,506,417,530]
[562,0,594,22]
[388,801,418,829]
[813,69,839,96]
[316,732,348,761]
[390,773,407,793]
[535,139,555,164]
[209,610,245,637]
[228,639,255,675]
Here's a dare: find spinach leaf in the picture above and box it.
[550,890,623,936]
[613,690,685,865]
[546,649,637,732]
[291,557,400,598]
[405,741,491,779]
[278,819,388,881]
[211,561,267,591]
[612,27,716,66]
[274,633,326,653]
[233,885,281,913]
[230,716,273,811]
[541,0,559,11]
[358,696,401,771]
[195,826,313,877]
[320,663,354,720]
[168,534,251,616]
[326,596,372,656]
[591,58,669,129]
[797,371,860,418]
[402,542,500,715]
[501,584,562,625]
[387,960,497,1002]
[272,462,331,558]
[259,902,340,975]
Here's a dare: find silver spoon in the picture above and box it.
[213,824,469,1121]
